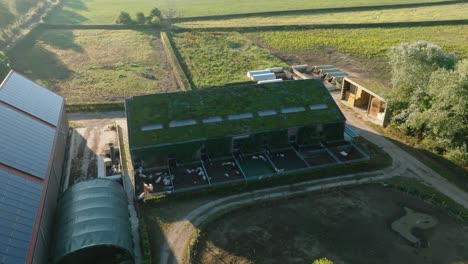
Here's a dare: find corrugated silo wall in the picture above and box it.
[32,110,69,264]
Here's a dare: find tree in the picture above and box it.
[136,12,146,24]
[116,11,133,24]
[387,41,457,131]
[0,52,10,81]
[150,7,162,19]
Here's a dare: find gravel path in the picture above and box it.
[158,91,468,264]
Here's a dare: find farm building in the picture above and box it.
[340,77,390,126]
[126,79,368,194]
[52,179,133,264]
[0,71,68,264]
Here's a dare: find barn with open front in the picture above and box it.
[126,79,368,194]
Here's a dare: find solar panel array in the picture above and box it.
[0,72,63,126]
[0,106,55,179]
[0,170,42,264]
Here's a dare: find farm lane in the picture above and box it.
[159,90,468,264]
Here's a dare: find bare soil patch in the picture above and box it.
[192,184,468,264]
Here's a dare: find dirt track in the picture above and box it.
[158,90,468,264]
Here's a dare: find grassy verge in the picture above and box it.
[176,3,468,28]
[160,32,191,90]
[171,31,288,89]
[382,176,468,222]
[137,213,152,264]
[370,124,468,192]
[7,29,166,104]
[66,102,124,112]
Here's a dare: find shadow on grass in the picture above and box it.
[7,36,71,92]
[62,0,88,11]
[46,8,89,25]
[0,3,15,28]
[39,29,84,52]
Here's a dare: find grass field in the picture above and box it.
[171,32,287,89]
[177,3,468,28]
[8,29,177,103]
[192,184,468,263]
[44,0,455,24]
[254,25,468,59]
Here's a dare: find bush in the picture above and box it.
[136,12,146,24]
[116,11,133,24]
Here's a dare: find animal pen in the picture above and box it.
[125,80,368,195]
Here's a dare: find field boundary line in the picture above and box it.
[174,19,468,32]
[173,0,465,22]
[160,31,192,91]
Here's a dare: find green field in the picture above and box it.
[171,32,287,88]
[45,0,455,24]
[8,29,174,103]
[177,3,468,28]
[254,25,468,59]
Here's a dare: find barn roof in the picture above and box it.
[0,71,64,126]
[0,170,43,264]
[53,179,133,264]
[126,79,345,149]
[0,70,66,264]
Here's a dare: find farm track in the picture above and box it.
[159,90,468,264]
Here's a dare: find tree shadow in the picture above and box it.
[7,38,72,92]
[0,3,15,27]
[40,30,84,53]
[46,9,89,25]
[62,0,88,11]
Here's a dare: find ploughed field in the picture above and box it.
[191,184,468,264]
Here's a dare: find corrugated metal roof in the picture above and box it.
[0,72,63,126]
[0,170,42,264]
[0,106,55,179]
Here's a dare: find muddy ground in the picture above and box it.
[67,112,126,185]
[192,184,468,264]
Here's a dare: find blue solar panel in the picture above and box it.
[0,170,42,264]
[0,72,63,126]
[0,106,55,179]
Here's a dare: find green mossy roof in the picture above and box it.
[126,80,345,149]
